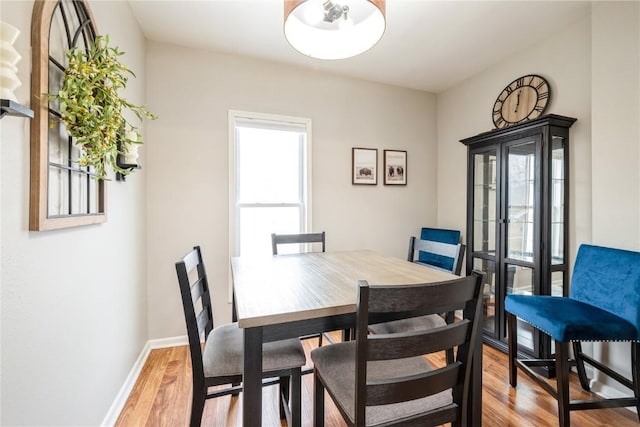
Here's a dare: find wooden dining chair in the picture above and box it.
[271,231,326,255]
[271,231,339,347]
[312,272,484,427]
[369,232,466,364]
[176,246,305,427]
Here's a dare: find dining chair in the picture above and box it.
[410,231,465,275]
[176,246,306,427]
[271,231,339,346]
[506,244,640,427]
[312,271,484,427]
[271,231,326,255]
[369,231,466,363]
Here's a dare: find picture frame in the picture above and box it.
[352,147,377,185]
[383,150,407,185]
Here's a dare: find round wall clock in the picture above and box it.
[492,74,550,129]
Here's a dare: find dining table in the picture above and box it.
[231,249,483,426]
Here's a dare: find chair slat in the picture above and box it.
[196,307,212,336]
[414,239,459,258]
[190,277,206,304]
[366,363,461,406]
[367,320,470,361]
[368,275,477,314]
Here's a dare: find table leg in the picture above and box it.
[243,326,263,427]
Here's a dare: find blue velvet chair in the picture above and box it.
[505,244,640,427]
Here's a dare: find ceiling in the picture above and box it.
[129,0,590,93]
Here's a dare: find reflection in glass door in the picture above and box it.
[472,150,498,337]
[504,139,539,351]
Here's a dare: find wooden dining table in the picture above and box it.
[231,249,483,426]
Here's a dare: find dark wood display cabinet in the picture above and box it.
[461,114,576,375]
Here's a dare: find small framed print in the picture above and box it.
[383,150,407,185]
[352,148,377,185]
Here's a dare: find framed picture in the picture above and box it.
[352,148,377,185]
[384,150,407,185]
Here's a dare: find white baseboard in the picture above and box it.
[101,335,188,427]
[589,379,639,415]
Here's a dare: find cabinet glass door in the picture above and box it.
[504,139,539,350]
[472,150,498,337]
[506,140,537,263]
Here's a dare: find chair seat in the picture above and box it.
[203,323,306,377]
[311,342,453,427]
[368,314,446,335]
[505,295,638,342]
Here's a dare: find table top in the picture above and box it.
[231,250,457,328]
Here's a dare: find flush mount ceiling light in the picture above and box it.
[284,0,386,60]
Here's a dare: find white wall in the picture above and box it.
[145,43,438,338]
[590,1,640,395]
[437,1,640,399]
[437,11,592,249]
[0,1,148,425]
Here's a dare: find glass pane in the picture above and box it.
[551,271,564,297]
[505,264,533,296]
[237,127,302,204]
[48,166,68,216]
[551,137,565,265]
[239,206,301,257]
[473,258,496,335]
[505,265,534,349]
[473,151,497,254]
[70,171,88,214]
[507,142,536,262]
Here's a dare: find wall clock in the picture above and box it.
[492,74,550,129]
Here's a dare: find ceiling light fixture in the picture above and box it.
[284,0,386,60]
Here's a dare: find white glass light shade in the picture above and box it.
[284,0,386,60]
[0,66,21,91]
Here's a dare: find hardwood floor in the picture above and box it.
[116,335,639,426]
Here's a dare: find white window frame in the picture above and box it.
[228,110,312,299]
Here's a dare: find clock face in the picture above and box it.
[493,75,550,129]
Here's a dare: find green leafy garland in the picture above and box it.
[50,35,156,180]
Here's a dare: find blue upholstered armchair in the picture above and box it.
[505,244,640,427]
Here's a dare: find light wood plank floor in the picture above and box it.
[116,335,639,426]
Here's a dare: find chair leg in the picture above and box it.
[632,342,640,423]
[507,312,517,387]
[314,373,325,427]
[319,333,323,347]
[189,386,206,427]
[291,368,302,427]
[572,341,590,391]
[279,376,290,420]
[555,340,571,427]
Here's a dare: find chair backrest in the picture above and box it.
[570,244,640,339]
[271,231,326,255]
[408,234,466,275]
[354,271,484,426]
[175,246,214,381]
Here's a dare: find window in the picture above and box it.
[229,111,311,258]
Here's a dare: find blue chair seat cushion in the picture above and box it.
[505,295,638,342]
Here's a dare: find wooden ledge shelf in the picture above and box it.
[1,99,34,119]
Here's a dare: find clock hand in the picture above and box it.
[515,92,521,113]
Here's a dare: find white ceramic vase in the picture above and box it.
[0,21,22,102]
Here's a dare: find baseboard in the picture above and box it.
[589,379,639,415]
[101,335,188,426]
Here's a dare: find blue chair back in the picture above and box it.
[570,244,640,339]
[418,227,461,272]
